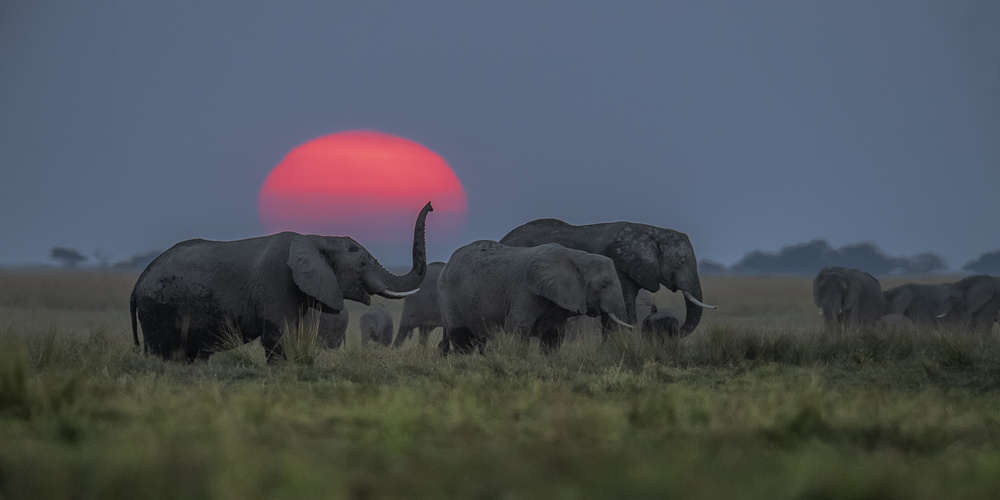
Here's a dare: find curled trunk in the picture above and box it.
[371,202,433,294]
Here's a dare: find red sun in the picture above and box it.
[258,130,467,243]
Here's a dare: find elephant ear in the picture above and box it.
[526,247,587,314]
[287,236,344,312]
[967,279,994,314]
[605,230,660,291]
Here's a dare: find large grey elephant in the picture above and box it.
[812,266,886,327]
[360,303,394,346]
[941,275,1000,333]
[438,240,632,354]
[500,219,714,336]
[883,282,953,325]
[392,261,445,347]
[130,203,433,363]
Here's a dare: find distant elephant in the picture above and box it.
[883,282,953,325]
[941,275,1000,333]
[360,303,394,346]
[317,310,350,349]
[130,203,433,363]
[438,240,632,354]
[500,219,715,336]
[812,266,886,327]
[392,261,445,347]
[641,304,681,338]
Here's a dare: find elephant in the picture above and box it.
[129,202,433,363]
[940,275,1000,333]
[392,261,445,347]
[812,266,886,327]
[641,304,681,338]
[882,282,953,325]
[360,303,394,346]
[499,219,715,337]
[316,310,350,349]
[437,240,632,354]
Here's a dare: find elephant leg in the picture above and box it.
[393,327,413,347]
[438,332,451,356]
[447,327,477,355]
[538,325,565,355]
[261,325,286,364]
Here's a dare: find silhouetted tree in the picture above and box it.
[903,252,947,274]
[963,250,1000,275]
[50,247,87,268]
[698,259,728,275]
[729,240,834,275]
[729,240,947,275]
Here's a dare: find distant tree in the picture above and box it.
[50,247,87,268]
[698,259,728,275]
[729,240,947,276]
[963,250,1000,275]
[729,240,834,275]
[112,250,162,271]
[902,252,947,275]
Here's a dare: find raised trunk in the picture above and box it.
[372,202,433,293]
[679,279,704,336]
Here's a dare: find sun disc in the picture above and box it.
[258,130,467,243]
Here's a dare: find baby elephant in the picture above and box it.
[360,303,394,346]
[641,304,681,338]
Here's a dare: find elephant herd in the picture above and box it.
[812,266,1000,333]
[130,203,717,362]
[130,202,996,364]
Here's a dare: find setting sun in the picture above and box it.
[258,130,467,243]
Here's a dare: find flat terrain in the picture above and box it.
[2,270,1000,499]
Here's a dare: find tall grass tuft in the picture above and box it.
[280,310,322,366]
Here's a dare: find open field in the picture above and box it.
[3,270,1000,499]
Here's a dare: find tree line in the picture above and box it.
[700,240,1000,276]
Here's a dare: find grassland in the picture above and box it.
[2,270,1000,499]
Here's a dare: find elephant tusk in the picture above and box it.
[380,288,419,298]
[609,313,633,330]
[937,312,949,319]
[683,291,717,309]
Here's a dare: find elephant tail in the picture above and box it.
[130,293,140,348]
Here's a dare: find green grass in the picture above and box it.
[2,272,1000,499]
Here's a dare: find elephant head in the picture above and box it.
[812,266,886,326]
[525,245,631,327]
[603,223,712,335]
[288,202,432,312]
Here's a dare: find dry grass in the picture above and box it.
[2,271,1000,499]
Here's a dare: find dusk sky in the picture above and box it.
[2,2,998,270]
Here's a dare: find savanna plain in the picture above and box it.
[3,271,1000,499]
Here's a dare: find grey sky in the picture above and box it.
[2,1,998,269]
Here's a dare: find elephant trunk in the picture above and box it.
[679,280,708,336]
[371,202,433,294]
